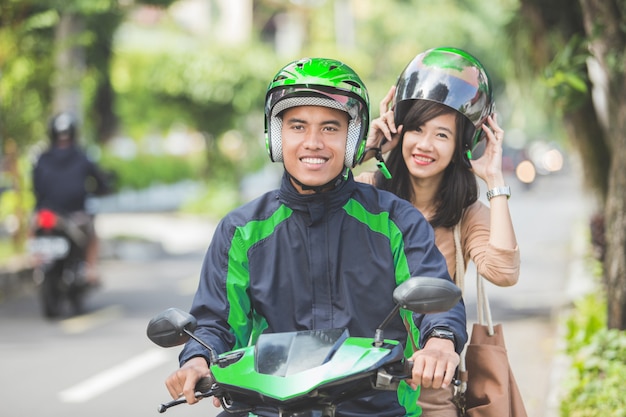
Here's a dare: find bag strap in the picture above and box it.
[476,268,495,335]
[454,221,495,335]
[453,222,468,395]
[454,220,496,400]
[453,221,466,295]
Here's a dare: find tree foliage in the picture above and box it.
[511,0,626,329]
[0,0,178,152]
[0,1,56,148]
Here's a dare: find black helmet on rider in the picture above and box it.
[48,112,77,144]
[265,57,370,169]
[393,47,494,160]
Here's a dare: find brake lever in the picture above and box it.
[157,376,216,413]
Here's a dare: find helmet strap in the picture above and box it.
[365,147,392,179]
[462,147,473,169]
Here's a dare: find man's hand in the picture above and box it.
[165,357,211,405]
[407,338,459,390]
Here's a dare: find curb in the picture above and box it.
[0,237,168,303]
[0,255,36,303]
[544,217,595,417]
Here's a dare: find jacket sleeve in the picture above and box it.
[178,218,240,366]
[395,201,468,353]
[32,160,43,207]
[85,156,115,196]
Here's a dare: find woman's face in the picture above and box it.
[401,112,457,181]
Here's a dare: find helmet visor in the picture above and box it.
[394,57,492,128]
[266,86,366,124]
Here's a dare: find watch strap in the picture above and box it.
[486,185,511,201]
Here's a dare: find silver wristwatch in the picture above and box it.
[486,185,511,201]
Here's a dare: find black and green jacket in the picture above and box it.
[180,172,466,416]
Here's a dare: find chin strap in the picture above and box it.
[287,168,349,194]
[364,147,392,179]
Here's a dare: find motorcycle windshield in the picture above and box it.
[255,328,349,377]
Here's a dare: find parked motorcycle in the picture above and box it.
[27,209,92,318]
[147,276,462,416]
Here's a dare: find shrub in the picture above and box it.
[560,292,626,417]
[99,152,205,190]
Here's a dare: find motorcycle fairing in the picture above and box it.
[211,328,405,404]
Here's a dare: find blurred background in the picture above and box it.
[1,1,625,416]
[0,0,580,241]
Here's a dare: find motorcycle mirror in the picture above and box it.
[374,277,460,347]
[393,276,461,314]
[146,307,197,348]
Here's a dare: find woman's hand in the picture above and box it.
[363,86,403,160]
[470,113,505,188]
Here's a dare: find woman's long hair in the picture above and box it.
[374,100,478,228]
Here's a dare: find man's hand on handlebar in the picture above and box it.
[165,356,213,406]
[406,337,459,390]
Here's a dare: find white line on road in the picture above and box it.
[58,348,170,403]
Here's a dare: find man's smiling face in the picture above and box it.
[281,105,349,194]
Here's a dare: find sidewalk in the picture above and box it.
[95,212,216,256]
[499,217,594,417]
[0,212,216,301]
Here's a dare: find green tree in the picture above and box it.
[512,0,625,329]
[0,0,177,151]
[0,0,177,251]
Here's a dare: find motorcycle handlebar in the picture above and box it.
[196,376,215,392]
[157,376,216,413]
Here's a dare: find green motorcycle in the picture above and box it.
[147,276,461,417]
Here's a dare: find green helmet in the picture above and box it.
[265,58,370,168]
[394,47,494,153]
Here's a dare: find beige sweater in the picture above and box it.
[435,201,520,287]
[355,171,520,287]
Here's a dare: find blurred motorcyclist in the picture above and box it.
[32,112,113,286]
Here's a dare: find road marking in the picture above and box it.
[58,348,170,403]
[60,304,124,334]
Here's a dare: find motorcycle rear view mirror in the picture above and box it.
[147,308,219,363]
[374,276,461,347]
[393,276,461,314]
[147,307,197,347]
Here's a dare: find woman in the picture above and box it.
[356,47,520,416]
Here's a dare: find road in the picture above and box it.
[0,164,593,417]
[0,247,220,417]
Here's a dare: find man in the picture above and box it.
[165,57,467,416]
[32,112,113,285]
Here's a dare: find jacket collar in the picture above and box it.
[278,171,356,225]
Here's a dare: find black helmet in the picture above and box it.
[265,57,370,168]
[48,112,77,143]
[394,47,494,153]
